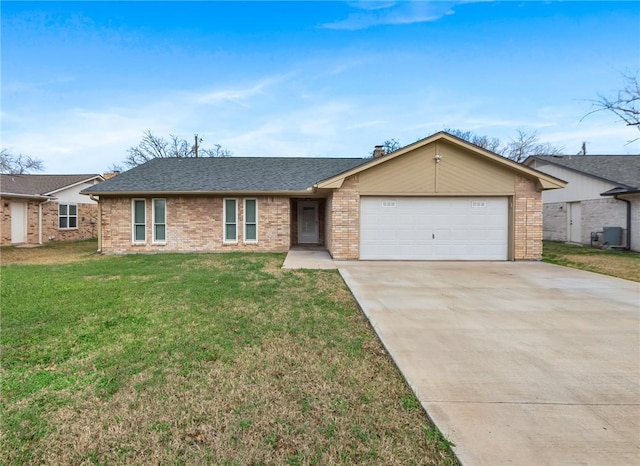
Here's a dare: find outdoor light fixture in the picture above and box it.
[434,154,443,163]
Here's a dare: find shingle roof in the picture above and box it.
[0,174,102,196]
[530,155,640,189]
[82,157,368,194]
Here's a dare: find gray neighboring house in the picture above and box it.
[525,155,640,252]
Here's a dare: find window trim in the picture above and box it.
[243,198,258,243]
[152,198,167,244]
[223,198,238,243]
[132,198,146,244]
[58,203,78,230]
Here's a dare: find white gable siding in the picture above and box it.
[51,181,99,204]
[529,161,617,203]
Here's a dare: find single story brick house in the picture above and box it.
[525,154,640,251]
[82,132,565,260]
[1,174,104,245]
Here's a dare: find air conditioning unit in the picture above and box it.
[602,227,623,246]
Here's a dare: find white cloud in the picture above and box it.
[322,1,461,30]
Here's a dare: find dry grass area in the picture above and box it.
[543,241,640,282]
[0,239,100,265]
[1,245,458,465]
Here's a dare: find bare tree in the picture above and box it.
[445,128,502,153]
[0,148,45,174]
[503,130,564,163]
[445,128,563,162]
[585,72,640,133]
[122,130,232,168]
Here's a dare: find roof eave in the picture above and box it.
[81,188,316,197]
[527,156,635,189]
[0,192,53,200]
[601,187,640,196]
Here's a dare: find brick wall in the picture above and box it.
[542,202,567,242]
[42,202,99,242]
[100,195,290,254]
[514,176,543,260]
[0,198,98,245]
[0,199,11,245]
[329,175,360,260]
[580,198,627,245]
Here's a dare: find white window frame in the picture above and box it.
[58,203,78,230]
[132,199,146,244]
[152,198,166,244]
[243,198,258,243]
[223,198,238,243]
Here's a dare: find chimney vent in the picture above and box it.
[373,145,385,158]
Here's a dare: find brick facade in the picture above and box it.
[514,175,543,260]
[96,175,545,261]
[100,195,290,254]
[328,175,360,260]
[0,197,98,246]
[542,198,633,249]
[542,202,567,242]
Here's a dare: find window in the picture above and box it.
[59,203,77,229]
[244,199,258,243]
[153,199,166,243]
[224,198,237,243]
[132,199,146,243]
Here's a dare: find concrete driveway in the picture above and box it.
[338,261,640,466]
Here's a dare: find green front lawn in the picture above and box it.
[543,241,640,282]
[1,249,457,465]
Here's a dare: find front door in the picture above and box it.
[568,202,582,243]
[11,201,27,244]
[298,202,319,244]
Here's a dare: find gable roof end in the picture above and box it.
[316,131,566,190]
[526,155,640,191]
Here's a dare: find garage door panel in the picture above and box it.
[360,197,508,260]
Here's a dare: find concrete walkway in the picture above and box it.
[338,261,640,466]
[282,247,336,269]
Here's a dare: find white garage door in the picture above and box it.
[360,197,509,260]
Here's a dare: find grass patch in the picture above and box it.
[0,239,100,265]
[1,246,458,465]
[543,241,640,282]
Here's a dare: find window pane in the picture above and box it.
[225,199,236,223]
[69,205,77,215]
[59,204,67,215]
[246,224,256,241]
[134,201,145,223]
[155,225,166,241]
[226,224,236,240]
[59,218,67,228]
[154,199,165,223]
[135,224,145,241]
[245,200,256,222]
[69,217,77,228]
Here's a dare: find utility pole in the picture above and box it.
[579,141,587,156]
[194,134,199,158]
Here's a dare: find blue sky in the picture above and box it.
[2,1,639,173]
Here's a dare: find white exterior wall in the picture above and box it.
[528,161,617,203]
[529,160,638,250]
[50,180,100,204]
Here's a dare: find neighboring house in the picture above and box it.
[525,155,640,252]
[1,174,104,246]
[82,132,565,260]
